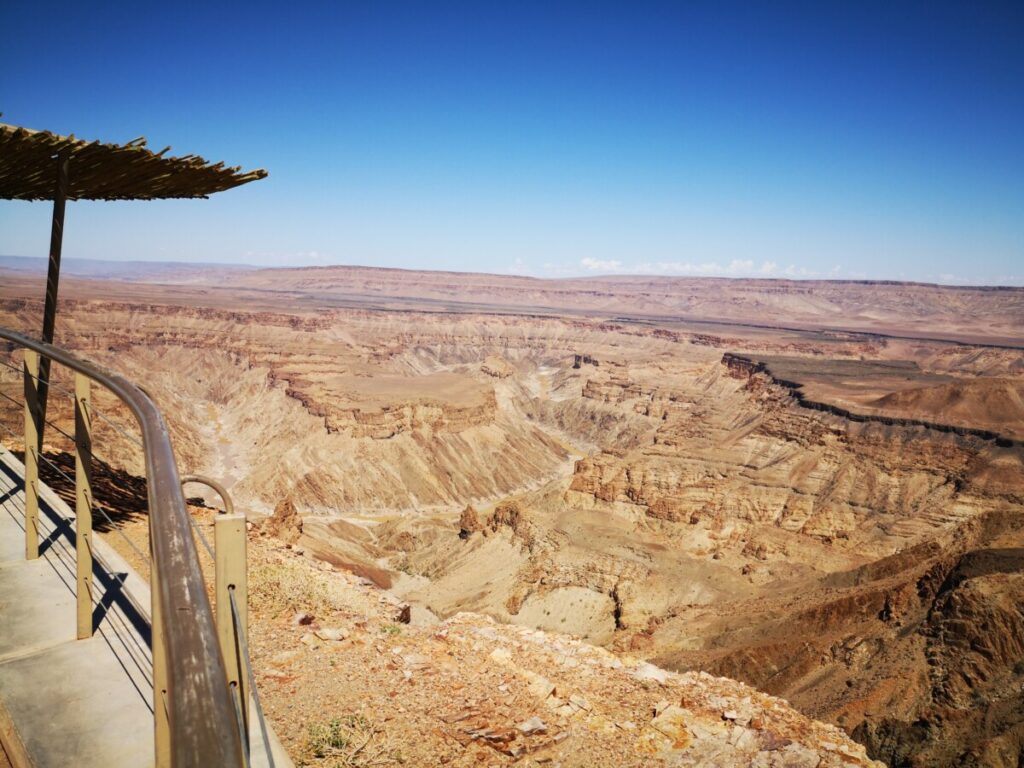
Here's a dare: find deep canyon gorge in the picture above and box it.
[1,266,1022,766]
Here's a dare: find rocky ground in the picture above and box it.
[243,516,887,767]
[87,502,882,767]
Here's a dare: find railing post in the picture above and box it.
[22,349,40,560]
[74,373,93,638]
[152,555,171,768]
[215,513,249,737]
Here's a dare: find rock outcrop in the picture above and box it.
[487,501,537,551]
[458,505,482,539]
[264,497,303,544]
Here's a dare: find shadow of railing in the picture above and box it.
[7,448,208,532]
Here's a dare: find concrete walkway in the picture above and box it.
[0,448,290,767]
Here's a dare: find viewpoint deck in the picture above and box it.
[0,448,153,767]
[0,449,286,767]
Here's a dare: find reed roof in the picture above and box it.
[0,122,267,201]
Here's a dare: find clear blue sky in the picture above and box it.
[2,1,1022,284]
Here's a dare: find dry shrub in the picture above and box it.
[300,715,403,767]
[249,556,348,618]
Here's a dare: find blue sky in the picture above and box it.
[1,1,1022,284]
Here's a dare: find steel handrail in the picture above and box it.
[0,327,245,767]
[181,474,235,515]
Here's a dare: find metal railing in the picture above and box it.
[181,475,276,767]
[0,327,251,767]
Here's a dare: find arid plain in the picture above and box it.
[1,264,1023,766]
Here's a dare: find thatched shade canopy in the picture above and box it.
[1,119,267,438]
[0,122,268,201]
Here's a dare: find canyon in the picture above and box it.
[1,264,1022,766]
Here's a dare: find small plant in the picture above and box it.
[307,718,351,759]
[391,561,415,577]
[300,714,403,766]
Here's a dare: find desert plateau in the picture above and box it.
[1,264,1022,766]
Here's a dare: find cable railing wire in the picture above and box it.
[228,671,251,768]
[2,329,249,765]
[0,391,138,483]
[1,390,152,565]
[1,416,147,562]
[0,357,76,402]
[185,487,275,766]
[36,447,152,566]
[35,449,78,489]
[7,454,150,566]
[92,502,151,567]
[187,512,277,767]
[187,514,216,561]
[88,404,146,450]
[0,355,75,398]
[1,416,152,669]
[230,587,275,768]
[3,390,149,570]
[0,419,151,567]
[0,356,145,450]
[0,391,78,447]
[0,400,129,481]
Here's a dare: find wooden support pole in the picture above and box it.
[38,148,70,445]
[74,373,93,638]
[152,542,171,768]
[22,350,40,560]
[215,513,249,737]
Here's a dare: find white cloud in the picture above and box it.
[726,259,754,274]
[506,257,528,275]
[580,257,781,276]
[542,262,576,276]
[580,257,624,271]
[243,250,332,265]
[572,257,815,278]
[784,264,825,278]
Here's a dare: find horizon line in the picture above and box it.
[1,253,1022,291]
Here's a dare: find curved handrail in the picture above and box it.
[0,327,244,767]
[181,474,235,516]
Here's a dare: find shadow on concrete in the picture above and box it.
[0,459,152,644]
